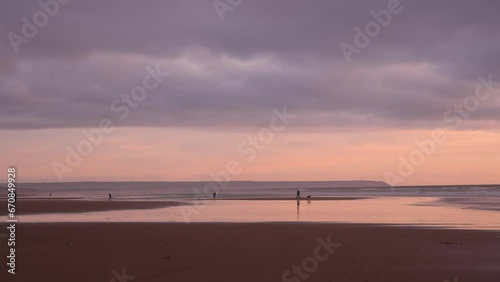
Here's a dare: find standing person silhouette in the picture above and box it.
[296,189,301,200]
[108,193,112,201]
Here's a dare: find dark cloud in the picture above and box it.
[1,0,500,129]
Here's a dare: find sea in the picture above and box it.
[9,182,500,229]
[13,181,500,200]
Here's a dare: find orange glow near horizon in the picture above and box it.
[1,127,499,185]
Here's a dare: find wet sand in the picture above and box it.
[1,222,499,282]
[1,199,499,281]
[0,199,183,215]
[219,196,370,200]
[14,198,500,231]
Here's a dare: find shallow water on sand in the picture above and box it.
[19,197,500,230]
[17,182,500,200]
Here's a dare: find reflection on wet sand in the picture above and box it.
[18,197,500,230]
[296,198,300,221]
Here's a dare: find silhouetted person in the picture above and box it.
[109,193,112,201]
[213,192,216,199]
[50,193,52,198]
[296,189,301,200]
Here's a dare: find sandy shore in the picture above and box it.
[219,196,370,201]
[0,199,184,215]
[1,199,499,281]
[0,197,366,216]
[1,222,499,282]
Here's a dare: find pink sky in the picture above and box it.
[1,127,499,185]
[2,0,500,185]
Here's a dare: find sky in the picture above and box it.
[0,0,499,185]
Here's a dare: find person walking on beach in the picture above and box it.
[296,189,301,200]
[213,192,216,199]
[108,193,112,201]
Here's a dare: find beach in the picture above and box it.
[0,199,182,215]
[4,0,500,281]
[1,198,500,282]
[1,221,499,282]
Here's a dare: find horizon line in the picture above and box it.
[10,180,500,187]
